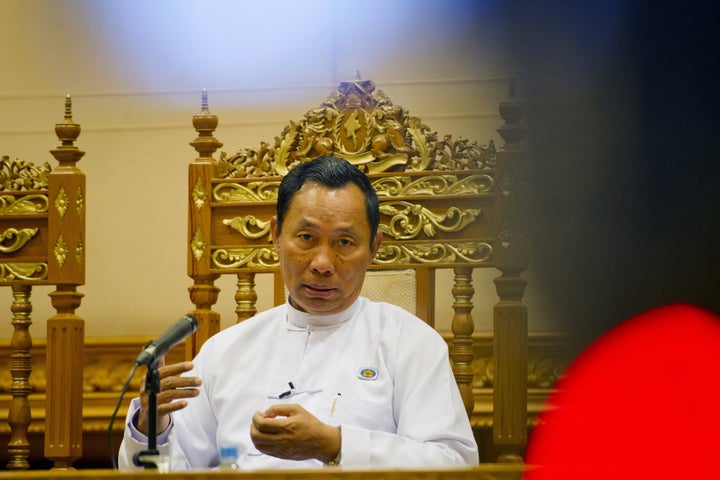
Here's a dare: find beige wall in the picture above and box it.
[0,0,557,339]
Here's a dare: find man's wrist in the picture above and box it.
[132,409,146,435]
[326,450,341,466]
[323,425,342,466]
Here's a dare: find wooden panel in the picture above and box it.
[0,465,524,480]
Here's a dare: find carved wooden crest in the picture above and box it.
[216,76,496,178]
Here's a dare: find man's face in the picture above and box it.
[271,181,382,315]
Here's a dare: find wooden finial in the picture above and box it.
[191,88,222,157]
[201,88,209,114]
[497,75,525,148]
[508,75,517,100]
[64,94,73,120]
[55,94,81,146]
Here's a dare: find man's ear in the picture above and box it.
[370,230,383,259]
[270,216,280,249]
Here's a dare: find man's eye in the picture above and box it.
[338,238,354,247]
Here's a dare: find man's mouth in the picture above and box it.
[304,284,335,297]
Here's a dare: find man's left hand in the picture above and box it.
[250,403,340,464]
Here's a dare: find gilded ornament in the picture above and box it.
[273,124,299,176]
[0,156,51,190]
[379,202,481,240]
[407,117,431,171]
[374,241,492,265]
[432,138,496,171]
[192,177,207,210]
[214,181,280,202]
[223,216,272,240]
[448,175,494,195]
[53,235,68,269]
[217,141,277,178]
[0,228,38,253]
[76,235,84,266]
[54,185,69,219]
[0,262,48,281]
[212,247,279,269]
[0,194,49,214]
[335,109,372,156]
[371,174,493,197]
[76,186,84,216]
[191,229,207,261]
[210,78,500,179]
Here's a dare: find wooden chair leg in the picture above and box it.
[235,272,257,322]
[451,267,476,416]
[186,275,221,359]
[7,284,32,470]
[493,269,527,463]
[44,285,84,470]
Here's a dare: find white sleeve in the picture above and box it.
[118,351,220,470]
[117,397,176,470]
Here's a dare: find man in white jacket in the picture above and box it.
[119,156,479,469]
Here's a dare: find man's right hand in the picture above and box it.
[135,357,202,436]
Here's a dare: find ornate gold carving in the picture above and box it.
[53,235,68,269]
[374,241,492,265]
[213,175,491,204]
[54,185,69,219]
[0,262,48,281]
[470,340,568,390]
[212,247,279,269]
[76,185,84,216]
[223,215,272,240]
[339,109,370,154]
[379,202,481,240]
[372,174,493,197]
[407,117,431,170]
[191,229,207,261]
[528,353,567,389]
[0,228,38,253]
[0,194,49,214]
[214,181,280,202]
[76,234,84,266]
[213,76,495,178]
[432,137,496,171]
[192,177,207,209]
[273,123,300,176]
[0,156,51,190]
[216,142,273,178]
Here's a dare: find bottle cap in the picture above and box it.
[220,445,238,459]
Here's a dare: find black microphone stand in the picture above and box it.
[133,358,161,469]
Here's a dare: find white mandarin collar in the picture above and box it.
[285,297,361,330]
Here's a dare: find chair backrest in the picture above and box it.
[0,96,86,469]
[185,77,529,461]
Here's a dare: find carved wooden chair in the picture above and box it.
[185,78,528,461]
[0,96,86,469]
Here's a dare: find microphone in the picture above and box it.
[135,315,198,366]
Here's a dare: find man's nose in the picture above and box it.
[309,243,335,275]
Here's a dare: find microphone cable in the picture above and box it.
[107,361,141,469]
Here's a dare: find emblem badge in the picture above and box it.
[358,367,378,381]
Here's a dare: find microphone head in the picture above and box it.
[184,314,199,331]
[135,314,200,366]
